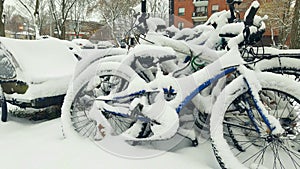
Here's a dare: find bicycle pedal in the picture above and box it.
[192,139,198,147]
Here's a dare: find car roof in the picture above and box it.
[0,37,77,83]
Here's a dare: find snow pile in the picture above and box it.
[173,28,197,41]
[0,117,218,169]
[165,25,180,37]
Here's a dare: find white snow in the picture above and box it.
[254,57,300,72]
[2,1,300,169]
[123,44,176,65]
[141,32,191,56]
[0,37,77,100]
[219,22,244,36]
[73,48,127,78]
[0,37,77,83]
[173,28,197,40]
[0,117,219,169]
[147,17,166,31]
[72,38,95,49]
[166,25,180,34]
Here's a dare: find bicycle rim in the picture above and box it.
[70,74,134,140]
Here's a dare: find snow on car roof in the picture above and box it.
[71,38,92,45]
[0,37,77,83]
[97,41,114,46]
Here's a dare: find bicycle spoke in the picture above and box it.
[256,142,267,168]
[242,143,269,164]
[222,87,300,169]
[69,73,139,139]
[280,144,300,168]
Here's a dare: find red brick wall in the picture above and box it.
[172,0,276,38]
[207,0,254,18]
[174,0,194,28]
[207,0,229,17]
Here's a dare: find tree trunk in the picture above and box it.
[110,22,118,45]
[0,0,5,37]
[290,0,300,48]
[61,22,66,40]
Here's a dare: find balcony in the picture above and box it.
[193,0,208,7]
[192,12,208,22]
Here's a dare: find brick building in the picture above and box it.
[173,0,255,28]
[173,0,221,28]
[173,0,194,29]
[173,0,277,45]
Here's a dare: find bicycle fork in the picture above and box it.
[242,74,284,135]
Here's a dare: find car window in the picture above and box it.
[0,52,16,79]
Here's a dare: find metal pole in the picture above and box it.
[169,0,174,26]
[1,87,7,122]
[138,0,148,34]
[141,0,146,13]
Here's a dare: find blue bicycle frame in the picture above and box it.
[101,64,275,134]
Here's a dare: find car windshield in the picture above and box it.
[0,51,16,79]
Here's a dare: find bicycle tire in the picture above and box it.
[61,61,146,140]
[256,57,300,79]
[210,72,300,169]
[264,67,300,81]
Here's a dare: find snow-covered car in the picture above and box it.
[72,38,95,49]
[39,35,83,60]
[97,41,114,49]
[0,37,77,110]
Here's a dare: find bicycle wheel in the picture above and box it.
[210,72,300,169]
[256,57,300,80]
[61,61,146,140]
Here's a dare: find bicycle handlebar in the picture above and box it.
[226,1,263,48]
[227,0,243,23]
[226,0,242,5]
[244,1,260,26]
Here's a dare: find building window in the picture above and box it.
[212,4,219,13]
[178,22,184,30]
[194,6,207,17]
[178,7,185,16]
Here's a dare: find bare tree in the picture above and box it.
[8,0,50,38]
[0,0,5,36]
[16,0,42,38]
[290,0,300,48]
[147,0,168,21]
[49,0,79,39]
[37,0,52,36]
[90,0,139,43]
[69,0,94,38]
[3,5,16,24]
[6,14,27,35]
[259,0,294,46]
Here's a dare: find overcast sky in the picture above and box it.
[5,0,17,5]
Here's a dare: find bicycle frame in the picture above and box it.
[86,0,284,141]
[95,45,281,140]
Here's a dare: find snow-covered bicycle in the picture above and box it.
[145,0,300,82]
[61,2,300,168]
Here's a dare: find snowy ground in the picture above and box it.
[0,115,220,169]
